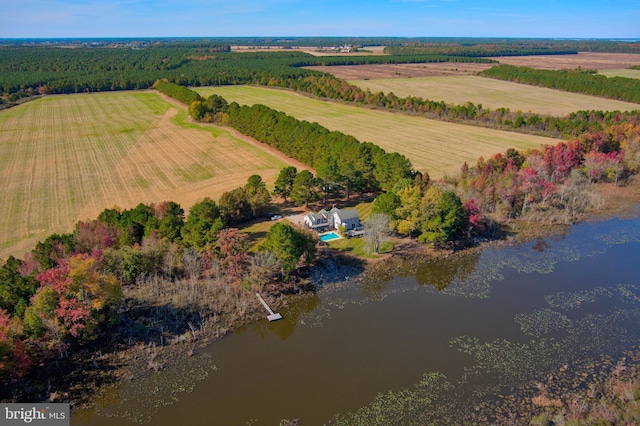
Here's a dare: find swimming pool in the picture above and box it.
[319,232,341,242]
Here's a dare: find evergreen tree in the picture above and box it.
[273,166,297,202]
[290,170,319,207]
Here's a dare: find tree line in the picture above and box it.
[479,65,640,104]
[255,73,640,140]
[288,54,495,67]
[384,45,577,57]
[383,39,640,55]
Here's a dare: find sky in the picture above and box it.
[1,0,639,39]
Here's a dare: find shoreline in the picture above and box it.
[6,177,640,417]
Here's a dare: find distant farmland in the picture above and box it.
[195,85,555,177]
[348,76,640,116]
[0,91,298,259]
[598,69,640,80]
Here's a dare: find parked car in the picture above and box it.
[270,215,282,221]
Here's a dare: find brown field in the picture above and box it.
[304,62,494,79]
[487,52,640,70]
[0,91,300,260]
[305,52,640,80]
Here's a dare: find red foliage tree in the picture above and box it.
[0,308,32,380]
[542,140,583,183]
[75,220,119,253]
[215,228,249,279]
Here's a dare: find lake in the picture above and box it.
[74,216,640,424]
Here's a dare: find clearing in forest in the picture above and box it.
[0,91,297,259]
[348,75,639,116]
[195,85,555,177]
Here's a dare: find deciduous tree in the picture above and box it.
[261,223,316,279]
[364,213,392,254]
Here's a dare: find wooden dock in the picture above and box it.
[256,293,283,322]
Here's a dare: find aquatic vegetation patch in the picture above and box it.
[93,353,217,423]
[545,287,615,310]
[325,220,640,423]
[514,309,572,338]
[332,372,457,426]
[545,283,640,311]
[332,303,640,424]
[616,283,640,304]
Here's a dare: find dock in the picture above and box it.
[256,293,283,322]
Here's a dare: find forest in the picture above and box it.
[0,46,489,96]
[383,39,640,55]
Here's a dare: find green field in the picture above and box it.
[0,91,297,259]
[597,69,640,80]
[195,85,555,176]
[347,76,640,115]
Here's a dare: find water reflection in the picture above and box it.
[414,252,481,290]
[236,293,321,341]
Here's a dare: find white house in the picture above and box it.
[303,209,331,231]
[303,207,360,232]
[330,207,360,231]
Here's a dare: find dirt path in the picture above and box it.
[226,128,314,174]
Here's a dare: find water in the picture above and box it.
[74,217,640,425]
[319,232,341,242]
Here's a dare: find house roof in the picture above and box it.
[307,208,359,223]
[335,208,359,221]
[305,209,328,221]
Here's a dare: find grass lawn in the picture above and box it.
[327,237,393,258]
[0,91,298,259]
[239,219,278,251]
[194,86,555,178]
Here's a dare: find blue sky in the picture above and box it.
[2,0,639,39]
